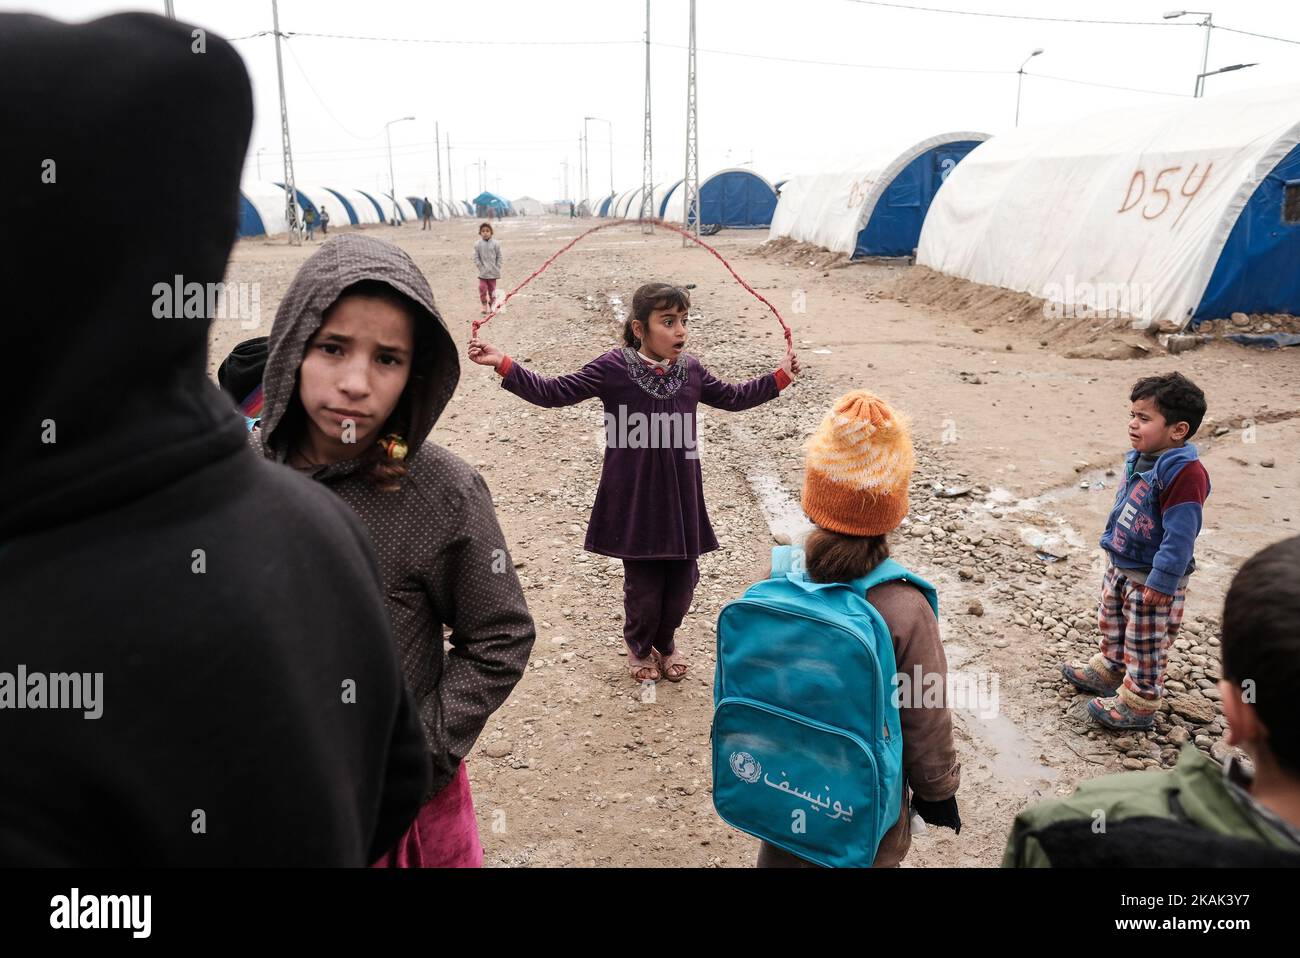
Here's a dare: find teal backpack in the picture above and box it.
[712,545,938,868]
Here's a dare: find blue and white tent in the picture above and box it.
[660,169,779,228]
[920,86,1300,328]
[238,180,293,237]
[771,132,988,257]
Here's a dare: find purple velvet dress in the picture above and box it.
[499,347,783,560]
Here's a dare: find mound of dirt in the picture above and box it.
[752,235,851,270]
[881,266,1157,357]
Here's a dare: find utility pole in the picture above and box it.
[435,120,443,216]
[639,0,654,232]
[682,0,699,245]
[446,133,453,207]
[579,131,586,205]
[271,0,300,245]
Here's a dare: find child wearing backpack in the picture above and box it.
[713,389,961,867]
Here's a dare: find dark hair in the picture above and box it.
[1221,535,1300,775]
[803,527,890,584]
[316,279,431,492]
[624,282,691,348]
[478,221,493,235]
[1130,371,1207,439]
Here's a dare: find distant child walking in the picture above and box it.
[474,221,502,315]
[1062,372,1211,730]
[469,282,801,683]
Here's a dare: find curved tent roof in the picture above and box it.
[353,189,388,223]
[919,86,1300,328]
[652,180,681,220]
[322,187,362,225]
[662,168,779,228]
[772,133,988,256]
[474,191,512,214]
[598,195,616,217]
[238,180,293,237]
[382,193,419,223]
[610,188,636,218]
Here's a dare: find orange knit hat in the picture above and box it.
[802,389,914,536]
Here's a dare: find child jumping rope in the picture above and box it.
[469,282,801,683]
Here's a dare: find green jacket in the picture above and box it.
[1003,744,1300,867]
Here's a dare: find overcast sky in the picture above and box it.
[13,0,1300,201]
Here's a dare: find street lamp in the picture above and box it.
[1198,61,1258,92]
[385,115,415,224]
[1015,48,1043,128]
[1164,10,1214,97]
[585,115,614,198]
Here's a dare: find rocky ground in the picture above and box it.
[212,216,1300,867]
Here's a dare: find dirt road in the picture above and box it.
[212,216,1299,867]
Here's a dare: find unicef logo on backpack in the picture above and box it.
[729,751,762,784]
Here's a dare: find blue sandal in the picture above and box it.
[1087,695,1156,731]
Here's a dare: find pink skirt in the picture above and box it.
[371,762,484,868]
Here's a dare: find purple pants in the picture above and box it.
[478,277,497,306]
[622,558,699,659]
[370,762,483,868]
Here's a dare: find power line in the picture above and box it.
[283,39,385,141]
[842,0,1193,27]
[1215,24,1300,46]
[283,30,638,47]
[1032,72,1190,98]
[656,40,1006,75]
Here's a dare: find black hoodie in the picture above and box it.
[0,13,428,865]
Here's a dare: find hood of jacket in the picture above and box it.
[0,12,253,540]
[257,233,460,475]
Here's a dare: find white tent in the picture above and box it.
[771,133,988,257]
[238,180,292,237]
[651,180,680,220]
[514,196,545,216]
[383,193,420,224]
[329,187,383,225]
[919,85,1300,328]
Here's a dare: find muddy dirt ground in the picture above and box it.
[210,216,1300,867]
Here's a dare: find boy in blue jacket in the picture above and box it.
[1062,372,1210,730]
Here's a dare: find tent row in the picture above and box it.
[238,181,476,238]
[770,132,988,258]
[765,84,1300,328]
[916,84,1300,329]
[588,168,779,228]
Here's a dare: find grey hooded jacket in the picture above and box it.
[253,233,535,795]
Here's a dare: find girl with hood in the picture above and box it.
[253,232,536,867]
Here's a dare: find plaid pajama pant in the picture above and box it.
[1097,564,1187,701]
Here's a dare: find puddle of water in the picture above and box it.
[956,702,1060,784]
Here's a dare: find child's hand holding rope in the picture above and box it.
[781,344,803,380]
[467,337,504,369]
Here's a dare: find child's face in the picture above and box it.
[636,304,689,360]
[480,227,492,239]
[298,294,415,454]
[1128,396,1188,454]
